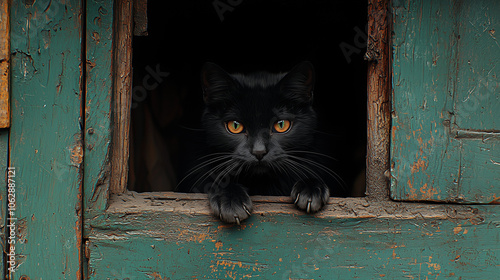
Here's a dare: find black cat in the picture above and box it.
[177,61,343,224]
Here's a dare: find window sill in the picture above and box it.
[106,191,483,221]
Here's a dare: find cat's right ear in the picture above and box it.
[201,62,235,104]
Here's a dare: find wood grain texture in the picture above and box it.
[110,0,133,194]
[84,0,114,223]
[87,192,499,279]
[0,0,10,128]
[391,0,500,203]
[366,0,391,201]
[9,0,83,278]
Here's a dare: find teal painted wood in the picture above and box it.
[87,196,499,279]
[391,0,500,203]
[0,130,9,277]
[10,0,83,278]
[84,0,114,228]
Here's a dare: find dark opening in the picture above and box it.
[129,0,367,196]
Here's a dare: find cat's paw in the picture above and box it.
[291,179,330,213]
[208,184,253,225]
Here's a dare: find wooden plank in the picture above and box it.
[87,192,499,279]
[366,0,391,201]
[9,0,83,278]
[110,0,133,194]
[391,0,500,203]
[0,1,9,276]
[0,0,10,128]
[84,0,114,223]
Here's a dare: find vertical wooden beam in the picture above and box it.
[84,0,114,219]
[365,0,391,200]
[9,0,83,278]
[110,0,133,194]
[0,2,10,274]
[0,0,10,128]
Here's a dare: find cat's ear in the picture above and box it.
[279,61,315,102]
[201,62,235,104]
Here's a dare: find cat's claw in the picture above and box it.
[209,183,253,224]
[294,193,300,204]
[243,204,251,216]
[291,179,330,213]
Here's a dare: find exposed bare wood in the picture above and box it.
[108,191,483,221]
[111,0,134,194]
[133,0,148,36]
[0,0,10,128]
[365,0,391,201]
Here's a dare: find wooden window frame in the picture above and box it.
[109,0,391,202]
[98,0,474,220]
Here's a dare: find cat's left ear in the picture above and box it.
[201,62,236,104]
[279,61,315,102]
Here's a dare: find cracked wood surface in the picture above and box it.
[9,0,83,278]
[391,0,500,203]
[86,192,498,279]
[366,0,391,201]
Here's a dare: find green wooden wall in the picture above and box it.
[86,194,499,279]
[391,0,500,203]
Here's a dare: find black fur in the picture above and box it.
[177,61,343,224]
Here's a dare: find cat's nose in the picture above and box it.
[252,149,267,161]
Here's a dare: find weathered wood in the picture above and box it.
[9,0,83,278]
[106,191,484,219]
[391,0,500,203]
[110,0,133,194]
[87,192,498,279]
[0,0,9,273]
[84,0,114,223]
[0,0,10,128]
[366,0,391,201]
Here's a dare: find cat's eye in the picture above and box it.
[273,120,291,133]
[226,121,245,134]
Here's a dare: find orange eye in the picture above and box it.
[226,121,244,134]
[273,120,291,133]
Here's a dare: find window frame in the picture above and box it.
[106,0,391,204]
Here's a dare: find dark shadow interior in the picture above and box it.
[129,0,367,196]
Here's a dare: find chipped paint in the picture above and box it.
[391,0,499,203]
[70,134,83,167]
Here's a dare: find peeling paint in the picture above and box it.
[70,134,83,167]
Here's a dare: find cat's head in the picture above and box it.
[201,61,317,171]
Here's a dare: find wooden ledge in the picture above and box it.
[107,191,486,221]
